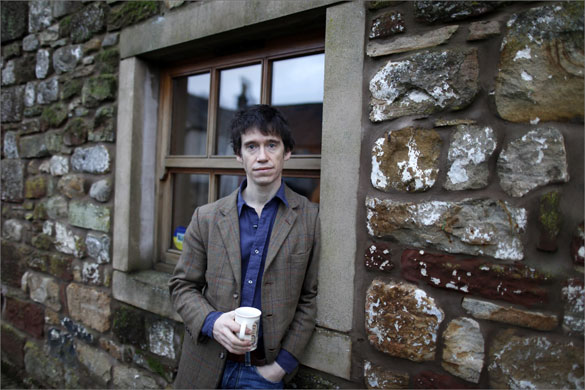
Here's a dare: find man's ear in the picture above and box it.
[284,150,292,161]
[236,153,243,163]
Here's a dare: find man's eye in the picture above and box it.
[247,144,256,150]
[268,143,277,149]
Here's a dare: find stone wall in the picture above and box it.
[360,1,584,389]
[1,1,184,388]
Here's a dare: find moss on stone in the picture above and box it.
[82,75,117,107]
[539,191,561,236]
[24,105,43,118]
[63,118,88,146]
[31,234,53,250]
[25,176,48,199]
[41,103,68,128]
[145,354,167,379]
[112,306,147,347]
[33,201,47,220]
[108,1,160,31]
[95,48,119,74]
[61,79,82,101]
[59,15,72,38]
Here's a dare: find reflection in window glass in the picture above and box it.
[216,64,261,155]
[217,174,245,199]
[171,174,209,250]
[272,54,324,155]
[284,177,320,203]
[171,73,210,155]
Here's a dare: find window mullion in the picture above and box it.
[261,58,270,104]
[207,68,219,157]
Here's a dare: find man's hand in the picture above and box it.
[256,362,286,383]
[212,311,252,354]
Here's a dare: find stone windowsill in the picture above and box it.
[112,269,182,323]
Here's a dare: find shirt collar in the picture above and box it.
[237,179,289,216]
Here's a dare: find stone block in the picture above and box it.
[57,174,84,198]
[299,327,352,380]
[467,20,500,41]
[66,283,111,332]
[54,221,85,258]
[1,85,25,122]
[89,178,112,203]
[63,117,88,146]
[75,341,112,384]
[28,0,53,33]
[70,2,107,43]
[1,240,29,287]
[48,253,74,281]
[40,102,68,129]
[3,131,19,158]
[369,48,479,122]
[85,232,110,264]
[412,370,475,389]
[31,233,52,250]
[61,317,96,344]
[365,279,444,362]
[24,339,83,388]
[99,337,124,361]
[61,78,82,101]
[44,195,68,219]
[164,0,185,10]
[1,1,28,43]
[367,25,458,57]
[81,74,117,107]
[401,249,550,306]
[2,55,36,86]
[112,305,147,347]
[3,219,24,241]
[39,24,59,46]
[367,197,527,260]
[3,296,44,338]
[107,1,160,31]
[562,278,584,333]
[36,76,59,104]
[52,44,82,74]
[462,297,558,330]
[489,329,584,389]
[48,155,69,176]
[90,105,116,142]
[441,317,484,383]
[102,32,119,47]
[149,320,175,359]
[363,360,409,389]
[364,242,393,272]
[22,271,61,311]
[24,175,48,199]
[24,81,37,107]
[68,200,111,232]
[371,127,441,192]
[1,159,25,202]
[71,144,111,173]
[414,1,505,23]
[19,133,49,158]
[571,222,584,270]
[21,118,40,134]
[112,365,162,389]
[537,191,562,252]
[495,2,584,123]
[52,1,82,18]
[369,11,405,40]
[1,323,26,368]
[95,48,119,74]
[497,127,569,197]
[73,261,104,286]
[35,49,52,80]
[444,125,496,191]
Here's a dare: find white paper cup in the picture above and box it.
[234,307,261,351]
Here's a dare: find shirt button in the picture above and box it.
[254,249,259,254]
[248,280,253,284]
[253,225,258,229]
[220,352,225,359]
[233,293,239,299]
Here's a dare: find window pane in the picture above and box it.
[171,73,210,155]
[216,64,262,155]
[271,54,324,155]
[217,174,245,199]
[284,177,320,203]
[171,173,209,250]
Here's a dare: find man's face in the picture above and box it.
[236,128,291,188]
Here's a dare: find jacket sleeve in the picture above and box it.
[280,208,320,359]
[169,207,216,342]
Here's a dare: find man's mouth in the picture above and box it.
[254,167,273,171]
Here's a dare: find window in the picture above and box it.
[155,34,325,271]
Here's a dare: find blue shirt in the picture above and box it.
[201,180,298,373]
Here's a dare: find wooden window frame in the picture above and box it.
[155,34,325,272]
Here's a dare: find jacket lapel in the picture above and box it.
[217,190,242,291]
[264,186,299,271]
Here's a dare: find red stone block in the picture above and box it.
[2,296,44,338]
[413,370,477,389]
[401,249,550,307]
[364,242,394,272]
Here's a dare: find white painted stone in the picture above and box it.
[86,233,111,264]
[24,82,36,107]
[149,321,175,359]
[49,155,69,176]
[3,219,24,241]
[54,221,85,258]
[3,131,19,158]
[24,271,61,311]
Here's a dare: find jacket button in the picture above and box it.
[233,293,239,299]
[220,352,225,359]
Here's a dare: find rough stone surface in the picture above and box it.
[112,365,161,389]
[24,340,83,389]
[2,85,25,122]
[369,48,479,122]
[444,125,496,190]
[24,176,47,199]
[149,320,175,359]
[414,1,505,24]
[3,219,24,241]
[401,249,551,306]
[571,222,585,269]
[25,81,37,107]
[497,127,569,197]
[54,221,85,258]
[36,77,59,104]
[19,133,49,158]
[85,232,111,264]
[462,297,558,330]
[4,131,19,158]
[49,155,69,176]
[102,32,119,47]
[47,253,74,281]
[40,102,68,129]
[562,278,584,333]
[75,261,104,286]
[467,20,500,41]
[489,329,584,389]
[1,241,30,287]
[112,305,147,347]
[70,2,107,43]
[412,370,475,389]
[63,118,88,146]
[89,178,112,202]
[28,0,53,33]
[71,145,111,173]
[58,174,85,198]
[52,1,82,18]
[365,279,444,362]
[108,1,159,31]
[53,45,83,74]
[82,74,117,107]
[537,191,561,252]
[69,200,111,232]
[363,360,409,389]
[75,341,112,384]
[164,0,185,10]
[367,197,527,260]
[365,242,393,272]
[90,104,116,142]
[441,317,484,383]
[372,127,441,192]
[1,323,26,368]
[369,11,405,40]
[61,317,96,344]
[66,283,111,332]
[3,42,22,60]
[44,195,68,219]
[1,159,25,202]
[22,271,61,311]
[495,2,584,123]
[1,1,28,43]
[3,296,45,338]
[35,49,51,79]
[367,25,458,57]
[38,24,59,45]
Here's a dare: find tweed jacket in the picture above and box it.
[169,186,320,389]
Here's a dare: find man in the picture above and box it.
[169,105,320,389]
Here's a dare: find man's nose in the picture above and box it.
[257,146,268,161]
